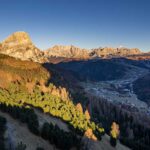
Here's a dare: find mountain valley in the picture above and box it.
[0,31,150,150]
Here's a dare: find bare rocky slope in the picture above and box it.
[0,111,56,150]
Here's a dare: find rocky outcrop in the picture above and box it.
[44,45,90,59]
[0,31,46,62]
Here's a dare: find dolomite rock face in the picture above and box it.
[90,47,141,58]
[45,46,142,59]
[126,52,150,60]
[44,45,90,59]
[0,32,46,62]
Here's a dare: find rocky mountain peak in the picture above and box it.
[0,31,47,62]
[2,31,32,46]
[91,47,141,58]
[45,45,90,59]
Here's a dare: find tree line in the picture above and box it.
[0,85,105,140]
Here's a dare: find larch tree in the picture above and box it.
[85,109,90,120]
[110,122,120,147]
[76,103,83,113]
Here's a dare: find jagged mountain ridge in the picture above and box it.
[0,31,146,63]
[90,47,141,58]
[44,45,90,59]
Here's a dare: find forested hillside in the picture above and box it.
[56,59,128,82]
[0,54,105,149]
[133,74,150,106]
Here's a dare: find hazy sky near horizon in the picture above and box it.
[0,0,150,51]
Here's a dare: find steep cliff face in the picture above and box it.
[0,32,46,62]
[45,46,142,59]
[44,45,90,59]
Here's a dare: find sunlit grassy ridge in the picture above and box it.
[0,54,104,139]
[0,54,49,87]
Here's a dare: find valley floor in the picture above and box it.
[81,64,150,117]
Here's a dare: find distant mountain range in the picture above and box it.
[0,31,150,150]
[0,31,149,63]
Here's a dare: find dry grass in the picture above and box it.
[0,111,57,150]
[0,54,50,89]
[0,70,21,88]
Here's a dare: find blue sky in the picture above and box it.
[0,0,150,51]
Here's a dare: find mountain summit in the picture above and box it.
[2,31,32,45]
[0,31,45,62]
